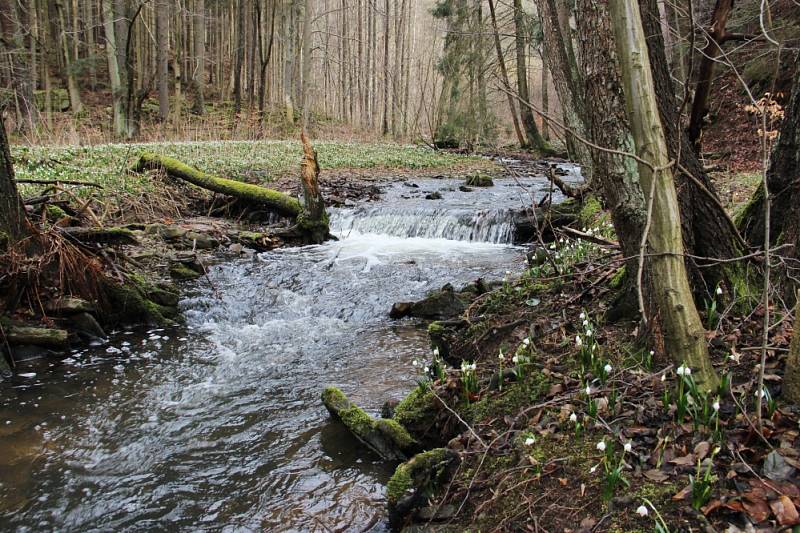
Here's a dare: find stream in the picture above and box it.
[0,167,577,532]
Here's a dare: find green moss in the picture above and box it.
[387,462,414,504]
[322,386,376,437]
[387,448,451,505]
[466,372,547,423]
[427,321,445,336]
[609,266,627,290]
[393,387,436,428]
[376,418,417,449]
[465,174,494,187]
[578,195,603,227]
[45,205,68,221]
[102,276,177,326]
[170,263,202,280]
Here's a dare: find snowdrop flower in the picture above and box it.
[590,465,598,474]
[624,442,632,453]
[716,286,723,296]
[635,505,649,517]
[525,437,536,446]
[585,385,592,396]
[412,360,419,367]
[569,412,578,423]
[649,350,655,357]
[712,400,720,412]
[549,243,556,250]
[579,312,586,320]
[582,320,589,327]
[512,355,520,364]
[604,364,612,374]
[523,338,530,346]
[676,365,691,376]
[576,335,583,348]
[586,329,593,337]
[433,347,440,357]
[596,441,606,452]
[505,270,511,276]
[424,366,430,374]
[498,350,505,361]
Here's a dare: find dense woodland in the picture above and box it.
[1,0,800,530]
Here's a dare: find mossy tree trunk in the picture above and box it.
[611,0,718,388]
[738,51,800,305]
[639,0,749,298]
[786,291,800,405]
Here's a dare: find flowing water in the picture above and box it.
[0,169,575,532]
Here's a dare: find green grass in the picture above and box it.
[12,140,484,198]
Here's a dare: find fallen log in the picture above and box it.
[135,153,303,219]
[322,386,416,461]
[134,134,330,244]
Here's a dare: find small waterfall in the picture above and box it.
[330,205,517,244]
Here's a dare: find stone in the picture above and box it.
[147,287,180,307]
[45,297,96,316]
[458,185,473,192]
[183,231,219,250]
[465,174,494,187]
[158,225,187,241]
[170,263,203,280]
[389,302,413,319]
[4,326,69,348]
[424,192,443,200]
[68,312,107,341]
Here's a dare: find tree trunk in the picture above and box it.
[102,0,126,137]
[300,0,312,129]
[513,0,549,153]
[191,0,206,115]
[785,291,800,404]
[487,0,525,149]
[156,0,170,122]
[687,0,735,153]
[610,0,718,388]
[233,0,246,114]
[0,117,29,244]
[0,0,37,132]
[381,0,389,136]
[739,51,800,304]
[55,0,83,113]
[639,0,748,295]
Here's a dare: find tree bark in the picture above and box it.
[233,0,246,114]
[156,0,170,122]
[786,291,800,404]
[513,0,549,153]
[611,0,718,388]
[55,0,83,113]
[191,0,206,115]
[0,117,29,244]
[687,0,735,153]
[0,0,37,132]
[487,0,525,149]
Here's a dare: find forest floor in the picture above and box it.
[377,180,799,532]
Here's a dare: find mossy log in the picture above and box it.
[2,326,69,348]
[135,153,303,218]
[387,448,460,527]
[321,387,416,461]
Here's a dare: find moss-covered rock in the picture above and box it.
[102,276,178,326]
[45,205,69,222]
[3,325,69,348]
[465,174,494,187]
[170,263,203,280]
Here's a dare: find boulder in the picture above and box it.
[67,312,107,341]
[183,231,219,250]
[45,297,96,316]
[465,174,494,187]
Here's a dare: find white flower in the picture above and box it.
[433,347,440,357]
[604,364,612,374]
[576,335,583,348]
[582,320,589,327]
[649,350,655,357]
[471,363,477,371]
[498,350,505,361]
[505,270,511,276]
[635,505,649,517]
[661,373,667,382]
[525,437,535,446]
[716,286,723,296]
[677,365,691,376]
[579,312,586,320]
[569,412,578,423]
[424,366,430,373]
[590,465,598,473]
[755,389,766,398]
[585,385,592,396]
[624,442,632,453]
[712,400,720,412]
[512,355,520,364]
[586,330,593,337]
[596,441,606,452]
[412,360,419,367]
[523,338,530,346]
